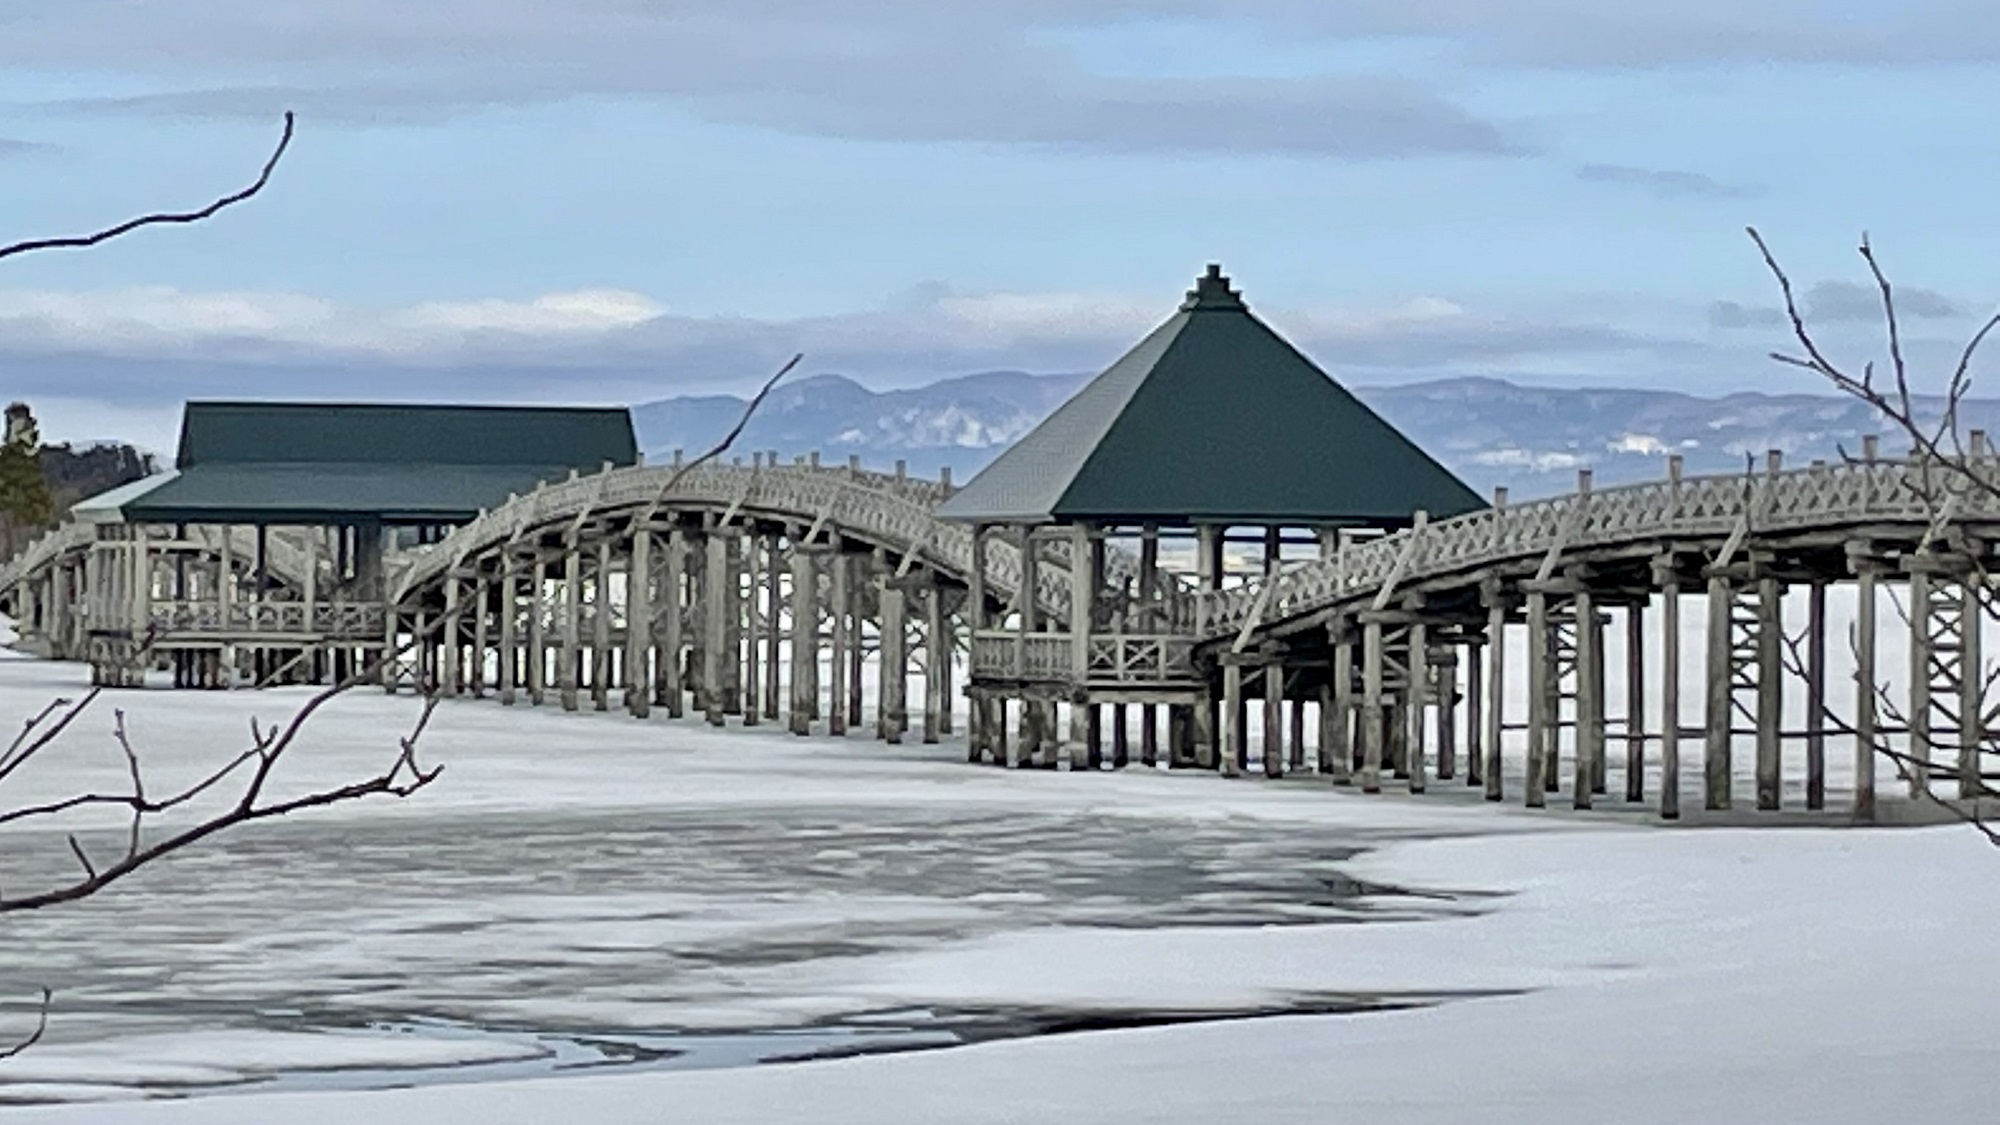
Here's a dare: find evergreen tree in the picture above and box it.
[0,403,55,552]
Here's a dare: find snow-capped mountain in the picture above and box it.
[631,372,2000,501]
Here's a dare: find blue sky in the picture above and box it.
[2,1,1998,451]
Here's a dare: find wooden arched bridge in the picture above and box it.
[2,267,1991,827]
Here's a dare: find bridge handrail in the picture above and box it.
[0,521,95,595]
[1204,456,1993,637]
[388,461,1198,623]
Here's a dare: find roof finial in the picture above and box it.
[1182,263,1245,311]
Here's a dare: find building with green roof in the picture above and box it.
[946,265,1483,777]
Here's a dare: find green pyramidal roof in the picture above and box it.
[937,265,1485,526]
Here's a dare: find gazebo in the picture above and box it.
[938,264,1483,774]
[39,401,636,687]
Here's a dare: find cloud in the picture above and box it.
[1804,279,1960,322]
[0,138,55,158]
[12,4,1528,158]
[0,280,1716,419]
[1708,280,1966,329]
[1576,163,1759,200]
[1707,300,1784,329]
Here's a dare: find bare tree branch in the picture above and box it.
[1754,228,2000,844]
[0,113,294,263]
[657,353,803,495]
[0,990,50,1062]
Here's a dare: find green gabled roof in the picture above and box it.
[176,402,637,469]
[937,266,1485,526]
[112,402,638,525]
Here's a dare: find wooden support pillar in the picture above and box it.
[527,558,548,705]
[764,534,783,722]
[1168,704,1193,770]
[1959,573,1984,800]
[1907,569,1932,797]
[558,546,582,711]
[966,524,988,761]
[1361,619,1384,793]
[627,530,653,718]
[1660,575,1682,820]
[703,530,728,725]
[471,574,490,698]
[878,571,907,744]
[499,556,520,706]
[742,535,762,726]
[1853,563,1879,820]
[1464,639,1484,790]
[1573,590,1600,810]
[1194,523,1222,770]
[722,534,744,717]
[846,554,864,729]
[829,548,850,737]
[592,539,613,712]
[1112,703,1130,768]
[1703,575,1733,811]
[661,527,686,718]
[1525,592,1550,809]
[988,697,1009,768]
[1221,661,1245,778]
[923,577,946,745]
[1262,662,1285,779]
[1328,621,1353,785]
[1755,575,1783,811]
[1436,649,1457,782]
[1191,692,1216,771]
[790,542,818,736]
[1805,580,1827,810]
[1624,604,1644,802]
[1407,621,1428,794]
[1069,524,1094,770]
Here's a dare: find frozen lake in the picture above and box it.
[0,658,1517,1104]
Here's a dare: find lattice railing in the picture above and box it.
[386,462,1178,622]
[143,600,386,638]
[1205,456,2000,637]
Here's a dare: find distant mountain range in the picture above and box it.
[632,371,2000,500]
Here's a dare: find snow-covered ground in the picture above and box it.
[0,646,1994,1123]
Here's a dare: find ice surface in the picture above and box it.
[0,620,1994,1122]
